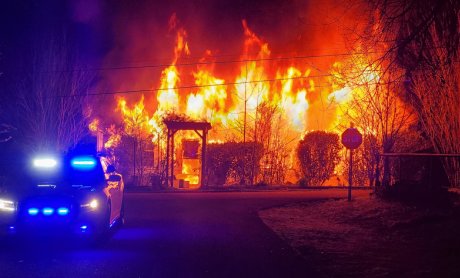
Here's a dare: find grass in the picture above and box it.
[259,195,460,277]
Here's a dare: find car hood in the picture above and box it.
[0,180,97,203]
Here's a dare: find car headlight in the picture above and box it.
[0,198,16,212]
[81,199,99,211]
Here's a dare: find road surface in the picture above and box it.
[0,189,368,277]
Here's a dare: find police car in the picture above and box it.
[0,151,124,240]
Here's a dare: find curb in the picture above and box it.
[125,186,373,193]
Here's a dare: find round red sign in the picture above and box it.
[341,128,363,149]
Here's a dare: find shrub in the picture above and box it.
[207,141,263,186]
[297,131,341,186]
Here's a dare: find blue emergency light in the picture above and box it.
[70,156,97,170]
[28,208,39,216]
[42,207,54,216]
[57,207,70,216]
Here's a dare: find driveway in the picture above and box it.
[0,190,368,277]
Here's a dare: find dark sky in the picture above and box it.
[1,0,356,67]
[1,0,105,69]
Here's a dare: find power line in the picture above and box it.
[92,51,380,72]
[98,46,352,66]
[10,51,382,74]
[66,73,363,98]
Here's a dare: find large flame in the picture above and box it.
[97,15,385,186]
[157,65,180,112]
[117,95,151,134]
[156,14,190,114]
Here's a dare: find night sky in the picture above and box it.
[1,1,354,67]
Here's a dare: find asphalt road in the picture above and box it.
[0,189,368,278]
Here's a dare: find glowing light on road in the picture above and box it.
[80,225,88,232]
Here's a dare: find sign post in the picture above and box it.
[341,124,363,201]
[348,148,353,201]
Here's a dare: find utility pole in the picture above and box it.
[251,92,259,185]
[243,60,248,143]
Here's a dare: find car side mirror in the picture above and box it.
[107,165,116,173]
[108,174,121,182]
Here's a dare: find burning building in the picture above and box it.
[90,10,401,188]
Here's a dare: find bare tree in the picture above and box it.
[252,102,295,185]
[7,34,93,153]
[342,134,379,186]
[334,54,414,187]
[363,0,460,186]
[255,102,277,184]
[116,96,153,186]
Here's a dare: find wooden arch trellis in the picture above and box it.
[163,120,212,188]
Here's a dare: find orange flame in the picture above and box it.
[104,125,121,149]
[116,95,151,135]
[88,118,99,134]
[99,15,389,186]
